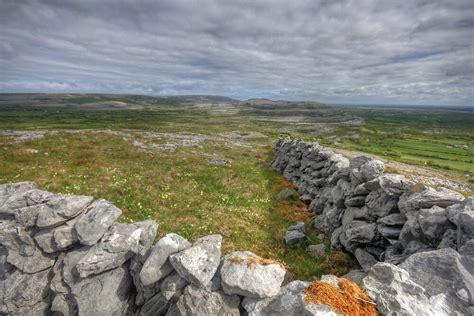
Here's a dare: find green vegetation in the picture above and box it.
[0,101,471,279]
[316,108,474,175]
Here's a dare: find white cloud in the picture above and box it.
[0,0,473,105]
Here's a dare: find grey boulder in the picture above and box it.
[378,173,412,196]
[0,219,55,273]
[363,262,451,316]
[0,268,51,315]
[75,220,158,277]
[400,248,474,313]
[360,159,385,182]
[169,234,222,288]
[277,189,295,200]
[354,248,378,272]
[242,280,310,316]
[0,189,54,214]
[220,251,286,298]
[0,181,36,206]
[36,194,93,228]
[74,198,122,246]
[63,247,133,316]
[140,233,192,286]
[166,284,240,316]
[398,187,464,219]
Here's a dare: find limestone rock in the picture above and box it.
[359,159,385,182]
[160,272,189,301]
[242,280,310,316]
[130,252,162,307]
[63,246,133,316]
[220,251,285,298]
[166,285,240,316]
[457,211,474,248]
[284,222,308,248]
[34,216,81,253]
[0,268,51,315]
[400,248,474,313]
[0,189,54,214]
[365,189,398,218]
[398,187,464,219]
[376,213,406,226]
[36,194,93,228]
[0,181,36,206]
[339,221,376,252]
[140,233,192,286]
[418,206,453,247]
[169,234,222,288]
[314,206,344,235]
[378,173,412,196]
[75,220,158,277]
[0,219,55,273]
[363,262,450,316]
[74,198,122,246]
[354,248,378,272]
[341,270,366,286]
[446,197,473,225]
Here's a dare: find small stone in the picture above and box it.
[307,244,326,258]
[277,189,295,200]
[284,230,308,248]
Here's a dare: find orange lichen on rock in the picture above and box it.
[304,278,378,316]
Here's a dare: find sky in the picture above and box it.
[1,0,473,106]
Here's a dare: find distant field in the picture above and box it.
[0,95,472,279]
[316,108,474,175]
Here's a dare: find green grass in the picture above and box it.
[0,103,471,279]
[311,108,474,175]
[0,106,358,280]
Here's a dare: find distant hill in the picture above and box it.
[239,98,356,123]
[0,93,239,109]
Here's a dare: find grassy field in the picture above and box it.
[0,104,358,280]
[0,99,472,280]
[317,107,474,175]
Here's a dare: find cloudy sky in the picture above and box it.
[1,0,473,105]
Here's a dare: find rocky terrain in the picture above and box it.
[238,99,358,124]
[0,181,371,316]
[272,138,473,315]
[0,138,472,315]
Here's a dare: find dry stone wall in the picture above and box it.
[271,138,474,314]
[0,181,349,316]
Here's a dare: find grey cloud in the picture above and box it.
[0,0,473,105]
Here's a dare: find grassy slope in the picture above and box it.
[0,105,356,280]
